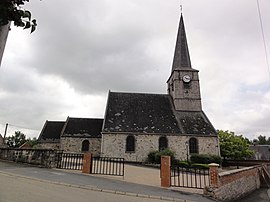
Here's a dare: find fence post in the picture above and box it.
[209,163,219,188]
[161,155,171,187]
[82,153,92,174]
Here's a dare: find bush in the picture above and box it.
[190,154,222,165]
[191,163,209,170]
[147,149,175,164]
[177,161,190,168]
[147,150,159,163]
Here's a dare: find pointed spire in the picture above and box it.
[171,14,192,71]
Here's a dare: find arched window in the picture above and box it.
[126,135,135,152]
[159,136,168,151]
[189,138,198,154]
[81,140,89,152]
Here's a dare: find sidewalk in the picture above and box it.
[85,164,204,195]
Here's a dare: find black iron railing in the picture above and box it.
[170,166,210,189]
[56,152,83,170]
[91,157,124,176]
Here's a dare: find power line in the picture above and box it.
[0,122,39,132]
[256,0,270,81]
[8,124,40,131]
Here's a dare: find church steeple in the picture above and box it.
[167,13,202,112]
[171,14,192,71]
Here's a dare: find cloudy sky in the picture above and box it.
[0,0,269,140]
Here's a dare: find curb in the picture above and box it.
[0,170,193,202]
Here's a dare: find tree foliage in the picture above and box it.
[0,0,37,33]
[6,131,38,148]
[6,131,26,147]
[218,130,254,160]
[252,135,270,145]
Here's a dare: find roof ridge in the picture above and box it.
[109,91,168,96]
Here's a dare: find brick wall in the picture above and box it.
[205,166,261,201]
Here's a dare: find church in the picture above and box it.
[38,13,220,162]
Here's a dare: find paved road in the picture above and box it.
[0,160,213,202]
[0,172,175,202]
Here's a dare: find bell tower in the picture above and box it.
[167,14,202,111]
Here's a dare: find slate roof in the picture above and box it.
[38,121,65,143]
[172,14,192,71]
[61,117,103,138]
[103,92,216,135]
[103,92,181,134]
[174,111,217,135]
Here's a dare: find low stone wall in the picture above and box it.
[205,165,261,201]
[0,148,62,168]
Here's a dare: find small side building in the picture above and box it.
[60,117,103,156]
[37,121,65,149]
[250,145,270,160]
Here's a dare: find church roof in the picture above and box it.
[38,121,65,143]
[103,92,216,135]
[174,111,217,135]
[61,117,103,138]
[103,92,181,134]
[171,14,192,71]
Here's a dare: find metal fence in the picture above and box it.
[91,156,124,176]
[56,152,83,170]
[170,166,210,189]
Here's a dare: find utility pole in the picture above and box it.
[3,123,8,140]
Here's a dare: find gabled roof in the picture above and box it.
[103,92,181,134]
[61,117,103,138]
[103,92,216,135]
[171,14,192,71]
[38,121,65,143]
[174,111,217,135]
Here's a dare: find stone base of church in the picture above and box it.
[101,133,220,162]
[60,137,101,156]
[37,142,60,150]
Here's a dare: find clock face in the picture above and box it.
[183,75,191,83]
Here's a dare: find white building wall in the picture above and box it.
[101,133,219,162]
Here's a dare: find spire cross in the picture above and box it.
[180,5,183,13]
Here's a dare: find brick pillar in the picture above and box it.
[160,155,171,187]
[82,153,92,174]
[209,163,219,188]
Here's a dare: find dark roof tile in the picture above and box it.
[103,92,181,133]
[62,117,103,138]
[38,121,65,143]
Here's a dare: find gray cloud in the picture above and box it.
[0,0,270,139]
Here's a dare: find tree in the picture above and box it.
[252,135,270,145]
[218,130,254,160]
[0,0,37,32]
[6,131,26,147]
[0,0,37,66]
[26,137,38,147]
